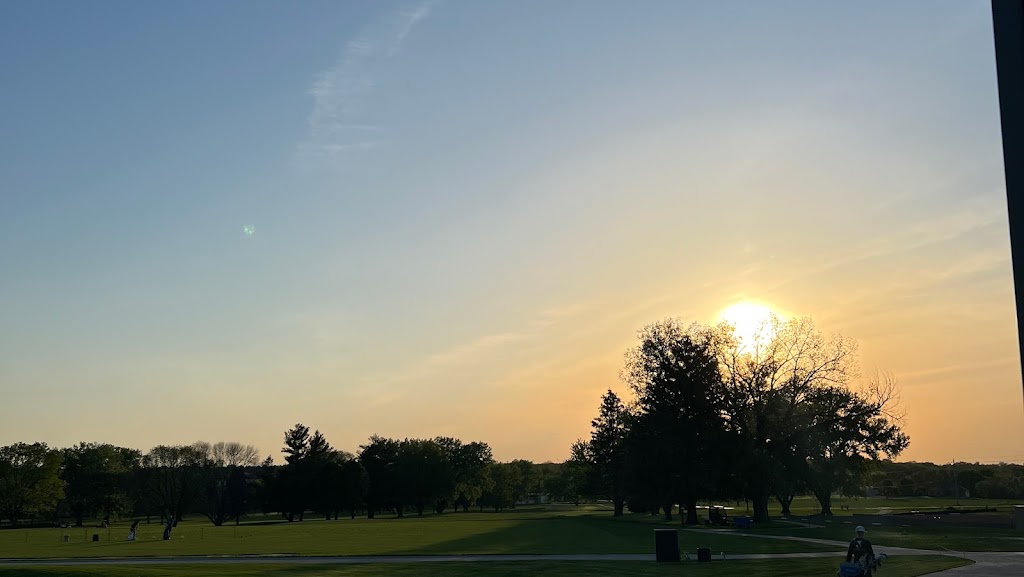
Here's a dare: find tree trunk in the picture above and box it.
[613,499,624,517]
[814,490,833,517]
[777,494,794,517]
[685,499,699,525]
[751,492,770,523]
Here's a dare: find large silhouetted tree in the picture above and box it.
[714,316,906,522]
[801,373,909,515]
[338,458,369,519]
[395,439,451,517]
[623,319,726,524]
[359,435,400,518]
[574,314,911,524]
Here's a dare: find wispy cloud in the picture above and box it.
[533,300,603,327]
[767,200,1006,295]
[391,1,435,55]
[354,331,530,402]
[298,1,436,164]
[898,357,1017,383]
[356,297,600,394]
[419,332,527,372]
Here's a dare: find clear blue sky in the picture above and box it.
[2,0,1020,463]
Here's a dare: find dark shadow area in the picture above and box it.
[391,513,837,556]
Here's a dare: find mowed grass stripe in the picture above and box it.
[0,512,839,559]
[741,520,1024,552]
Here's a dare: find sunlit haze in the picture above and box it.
[1,0,1022,465]
[719,302,783,349]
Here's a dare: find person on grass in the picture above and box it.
[847,526,876,576]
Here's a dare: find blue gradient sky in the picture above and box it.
[2,0,1021,463]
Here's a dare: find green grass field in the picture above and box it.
[738,520,1024,552]
[0,556,974,577]
[746,495,1024,518]
[0,507,840,560]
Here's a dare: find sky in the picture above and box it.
[1,0,1022,465]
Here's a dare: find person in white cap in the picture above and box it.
[846,526,876,575]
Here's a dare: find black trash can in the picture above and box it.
[654,529,680,562]
[92,534,99,542]
[697,546,711,562]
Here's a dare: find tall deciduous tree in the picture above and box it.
[715,316,895,522]
[396,439,451,517]
[0,443,64,526]
[623,319,725,524]
[359,435,400,518]
[195,442,260,526]
[141,444,208,525]
[557,440,594,506]
[61,443,140,526]
[448,440,494,512]
[337,457,369,519]
[480,462,519,512]
[801,373,909,515]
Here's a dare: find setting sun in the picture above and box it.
[718,302,782,347]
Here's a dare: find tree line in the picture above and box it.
[867,460,1024,500]
[0,432,588,528]
[568,316,911,523]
